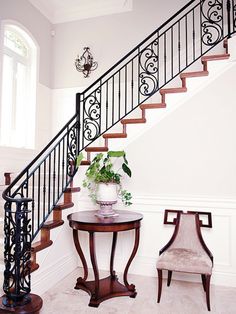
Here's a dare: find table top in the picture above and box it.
[67,210,143,226]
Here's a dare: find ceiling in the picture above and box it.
[29,0,133,24]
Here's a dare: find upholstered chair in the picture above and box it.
[156,210,213,311]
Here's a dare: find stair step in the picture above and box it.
[54,202,74,210]
[160,87,187,94]
[65,187,80,193]
[180,71,209,78]
[81,160,91,165]
[201,53,230,62]
[30,262,39,273]
[140,103,166,110]
[43,220,64,230]
[121,118,146,124]
[31,240,53,253]
[103,133,127,139]
[85,147,109,152]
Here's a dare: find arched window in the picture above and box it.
[0,23,37,149]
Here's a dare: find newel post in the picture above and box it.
[0,198,43,313]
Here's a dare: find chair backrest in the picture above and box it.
[170,213,205,252]
[160,210,213,261]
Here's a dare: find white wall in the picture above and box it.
[126,62,236,199]
[52,0,187,89]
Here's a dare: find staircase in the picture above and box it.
[1,0,236,312]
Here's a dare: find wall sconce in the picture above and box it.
[75,47,98,78]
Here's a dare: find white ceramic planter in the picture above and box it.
[96,183,118,202]
[96,183,118,217]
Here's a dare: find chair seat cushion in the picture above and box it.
[156,248,212,274]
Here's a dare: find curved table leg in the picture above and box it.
[123,227,140,295]
[110,232,117,278]
[89,232,100,304]
[73,229,88,282]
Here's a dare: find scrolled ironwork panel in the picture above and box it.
[201,0,223,46]
[3,200,31,306]
[83,88,101,144]
[139,39,159,97]
[67,121,79,177]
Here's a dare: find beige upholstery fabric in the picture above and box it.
[156,247,212,274]
[157,214,213,274]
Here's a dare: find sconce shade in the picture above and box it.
[75,47,98,78]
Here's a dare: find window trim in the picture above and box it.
[0,20,39,149]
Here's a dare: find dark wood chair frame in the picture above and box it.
[157,209,213,311]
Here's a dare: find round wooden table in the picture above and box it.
[67,210,143,307]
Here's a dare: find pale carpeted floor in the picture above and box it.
[41,268,236,314]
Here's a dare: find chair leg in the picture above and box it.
[205,274,211,311]
[167,270,172,287]
[157,269,163,303]
[201,274,206,291]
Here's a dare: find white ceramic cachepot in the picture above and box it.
[96,183,119,217]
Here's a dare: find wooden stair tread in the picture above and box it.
[201,53,230,62]
[160,87,187,94]
[180,71,209,78]
[65,187,81,193]
[121,118,146,124]
[43,220,64,229]
[140,103,166,109]
[103,133,127,139]
[31,240,53,253]
[54,201,74,210]
[85,147,109,152]
[81,160,91,165]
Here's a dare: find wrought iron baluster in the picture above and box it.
[48,154,51,214]
[164,32,167,83]
[185,14,188,67]
[37,166,41,229]
[57,142,61,200]
[106,81,108,129]
[125,65,127,114]
[131,59,134,109]
[233,0,236,32]
[193,8,196,61]
[178,20,181,72]
[62,136,65,190]
[227,0,232,37]
[112,76,114,125]
[32,172,35,236]
[171,27,173,78]
[138,47,140,105]
[118,71,121,119]
[43,160,46,221]
[53,149,56,205]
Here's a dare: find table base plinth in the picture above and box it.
[75,275,137,307]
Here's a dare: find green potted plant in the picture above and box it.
[78,150,132,217]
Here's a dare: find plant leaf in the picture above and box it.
[76,152,84,167]
[108,150,125,158]
[122,163,132,177]
[123,153,128,164]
